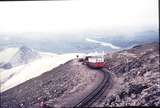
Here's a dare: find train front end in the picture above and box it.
[85,56,105,69]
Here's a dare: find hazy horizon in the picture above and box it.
[0,0,158,53]
[0,0,158,38]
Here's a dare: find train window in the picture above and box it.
[96,57,104,62]
[88,58,96,63]
[88,56,104,63]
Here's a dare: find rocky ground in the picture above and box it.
[93,42,160,107]
[1,59,103,108]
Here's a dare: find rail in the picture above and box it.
[74,68,111,107]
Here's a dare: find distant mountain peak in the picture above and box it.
[9,46,41,67]
[20,46,32,52]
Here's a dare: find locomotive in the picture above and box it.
[84,56,105,68]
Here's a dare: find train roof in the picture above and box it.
[85,55,105,63]
[85,55,104,58]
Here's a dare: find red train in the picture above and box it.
[84,56,105,68]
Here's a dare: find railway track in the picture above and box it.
[74,68,111,107]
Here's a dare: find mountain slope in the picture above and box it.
[93,42,160,107]
[0,48,18,63]
[9,46,40,67]
[0,59,101,108]
[0,46,40,69]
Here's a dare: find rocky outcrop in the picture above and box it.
[102,42,160,107]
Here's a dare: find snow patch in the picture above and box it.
[0,48,19,63]
[0,52,85,92]
[85,38,121,49]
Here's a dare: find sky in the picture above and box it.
[0,0,158,37]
